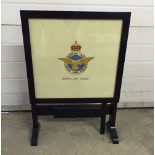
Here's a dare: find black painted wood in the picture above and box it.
[107,121,119,144]
[31,122,40,146]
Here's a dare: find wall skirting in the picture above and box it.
[1,102,153,111]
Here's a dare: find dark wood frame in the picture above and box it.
[20,10,131,146]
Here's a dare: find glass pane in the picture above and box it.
[28,19,123,98]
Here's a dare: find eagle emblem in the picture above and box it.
[58,41,94,74]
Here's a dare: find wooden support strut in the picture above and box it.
[100,103,107,134]
[107,102,119,144]
[31,104,40,146]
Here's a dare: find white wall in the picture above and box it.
[1,0,154,110]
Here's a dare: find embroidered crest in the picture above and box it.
[58,41,94,74]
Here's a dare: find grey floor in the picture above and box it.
[2,109,154,155]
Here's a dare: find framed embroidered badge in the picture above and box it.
[21,11,130,146]
[21,11,130,103]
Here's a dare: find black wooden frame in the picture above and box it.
[20,10,131,146]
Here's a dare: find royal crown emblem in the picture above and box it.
[58,41,94,74]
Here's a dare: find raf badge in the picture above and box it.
[58,41,94,74]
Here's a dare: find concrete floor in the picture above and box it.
[2,109,153,155]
